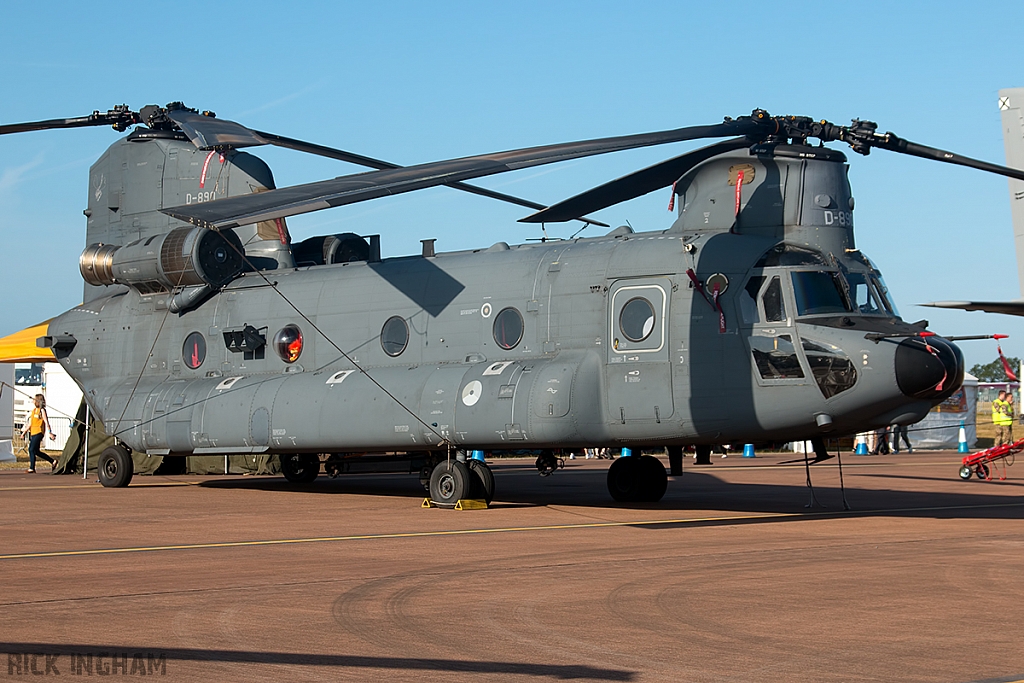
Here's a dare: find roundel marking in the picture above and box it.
[462,380,483,406]
[481,302,493,318]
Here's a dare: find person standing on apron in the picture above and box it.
[21,394,56,473]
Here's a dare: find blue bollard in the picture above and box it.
[957,421,969,454]
[855,433,869,455]
[742,444,756,458]
[470,450,487,462]
[620,447,633,457]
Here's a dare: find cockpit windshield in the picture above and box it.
[790,271,851,316]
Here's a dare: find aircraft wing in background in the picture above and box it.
[921,300,1024,316]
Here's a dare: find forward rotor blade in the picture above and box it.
[163,120,760,230]
[520,138,751,223]
[0,107,139,136]
[164,108,266,149]
[876,134,1024,181]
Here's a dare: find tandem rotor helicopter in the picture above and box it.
[3,102,1023,505]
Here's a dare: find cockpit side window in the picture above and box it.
[845,272,884,315]
[750,334,804,379]
[791,271,851,316]
[762,276,786,323]
[871,275,900,317]
[740,275,765,324]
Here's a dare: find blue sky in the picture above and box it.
[2,1,1023,370]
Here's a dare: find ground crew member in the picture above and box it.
[20,393,56,473]
[992,390,1013,447]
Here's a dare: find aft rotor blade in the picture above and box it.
[163,120,760,229]
[254,130,608,226]
[0,107,139,136]
[520,138,751,223]
[164,110,608,225]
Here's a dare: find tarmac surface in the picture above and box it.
[1,451,1023,682]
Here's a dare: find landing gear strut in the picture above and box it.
[281,454,320,483]
[536,449,564,476]
[607,452,667,502]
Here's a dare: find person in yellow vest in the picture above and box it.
[20,394,56,473]
[992,390,1014,448]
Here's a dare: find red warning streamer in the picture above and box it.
[734,169,744,216]
[686,269,726,334]
[999,344,1018,381]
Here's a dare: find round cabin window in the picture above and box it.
[273,325,303,363]
[619,298,656,342]
[381,316,409,357]
[182,331,206,369]
[492,307,524,350]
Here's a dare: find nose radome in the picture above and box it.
[894,337,964,400]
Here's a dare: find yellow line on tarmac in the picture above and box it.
[3,500,1023,562]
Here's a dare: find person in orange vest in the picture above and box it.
[20,394,56,473]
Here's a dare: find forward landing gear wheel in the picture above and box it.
[281,454,320,483]
[607,456,642,502]
[429,460,471,507]
[975,463,990,480]
[637,455,668,502]
[97,446,133,488]
[959,465,973,480]
[468,459,495,504]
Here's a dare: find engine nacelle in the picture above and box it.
[79,226,245,292]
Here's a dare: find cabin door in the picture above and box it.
[605,278,674,424]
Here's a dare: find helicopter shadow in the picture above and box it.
[197,463,1024,522]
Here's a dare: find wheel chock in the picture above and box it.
[421,498,488,509]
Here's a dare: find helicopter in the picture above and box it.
[3,103,1022,506]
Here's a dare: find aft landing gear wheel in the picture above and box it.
[428,460,472,507]
[98,446,133,488]
[637,455,668,502]
[468,459,495,504]
[975,463,990,480]
[281,454,320,483]
[959,465,973,480]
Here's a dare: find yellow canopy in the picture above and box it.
[0,320,55,363]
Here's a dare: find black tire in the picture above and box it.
[959,465,973,480]
[281,454,320,483]
[98,446,133,488]
[976,463,990,480]
[429,459,472,507]
[468,459,495,504]
[607,456,642,502]
[637,455,668,502]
